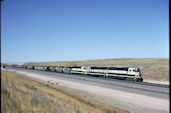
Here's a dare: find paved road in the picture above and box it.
[4,67,170,113]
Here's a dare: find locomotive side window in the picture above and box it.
[133,69,138,72]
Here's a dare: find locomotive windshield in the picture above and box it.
[137,68,140,72]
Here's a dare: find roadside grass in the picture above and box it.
[1,70,129,113]
[24,58,169,82]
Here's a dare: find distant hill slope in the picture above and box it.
[24,58,169,82]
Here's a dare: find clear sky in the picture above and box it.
[1,0,169,63]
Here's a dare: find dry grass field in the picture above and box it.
[1,70,128,113]
[24,58,169,82]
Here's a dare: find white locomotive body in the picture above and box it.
[71,66,143,82]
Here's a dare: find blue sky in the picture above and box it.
[1,0,169,63]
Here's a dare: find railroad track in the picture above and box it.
[6,67,169,100]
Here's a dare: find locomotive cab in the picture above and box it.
[128,68,143,82]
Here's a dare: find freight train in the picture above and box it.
[9,65,143,82]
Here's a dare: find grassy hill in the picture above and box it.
[24,58,169,82]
